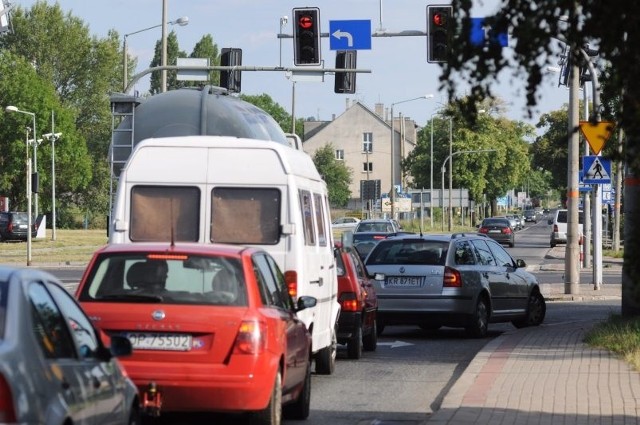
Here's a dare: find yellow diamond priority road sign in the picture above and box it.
[579,121,615,155]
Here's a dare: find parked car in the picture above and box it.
[331,216,361,230]
[477,217,515,247]
[334,242,378,359]
[363,233,545,338]
[549,209,584,247]
[352,219,409,261]
[75,242,316,424]
[524,210,538,223]
[0,266,139,425]
[0,211,37,241]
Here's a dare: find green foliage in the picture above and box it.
[149,31,188,94]
[187,34,220,87]
[312,144,352,208]
[585,314,640,371]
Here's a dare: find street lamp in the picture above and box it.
[5,105,35,265]
[389,94,434,218]
[441,149,496,232]
[122,15,189,92]
[42,131,62,241]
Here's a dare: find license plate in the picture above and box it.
[19,224,27,229]
[125,332,192,351]
[488,229,501,233]
[386,276,422,287]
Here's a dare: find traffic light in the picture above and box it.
[334,50,356,94]
[427,5,453,63]
[293,7,321,66]
[220,48,242,93]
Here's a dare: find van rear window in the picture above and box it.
[210,188,281,245]
[130,186,200,242]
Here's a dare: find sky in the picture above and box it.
[16,0,569,129]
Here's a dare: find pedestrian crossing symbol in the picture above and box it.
[582,155,611,184]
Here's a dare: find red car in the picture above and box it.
[334,243,378,359]
[75,242,316,425]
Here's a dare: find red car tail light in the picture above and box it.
[553,224,558,233]
[338,292,361,312]
[478,227,489,234]
[443,266,462,288]
[0,373,17,423]
[502,227,512,234]
[285,270,297,298]
[6,222,12,233]
[233,320,267,355]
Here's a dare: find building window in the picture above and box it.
[335,149,344,160]
[362,162,373,172]
[362,132,373,153]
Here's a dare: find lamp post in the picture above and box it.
[43,127,61,242]
[122,15,189,92]
[279,15,288,67]
[389,94,434,218]
[441,149,496,232]
[5,105,35,265]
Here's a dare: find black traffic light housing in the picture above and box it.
[220,48,242,93]
[334,50,356,94]
[293,7,321,66]
[427,5,453,63]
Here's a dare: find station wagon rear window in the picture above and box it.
[366,240,448,266]
[130,186,200,242]
[210,187,281,245]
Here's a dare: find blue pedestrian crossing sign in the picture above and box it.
[329,20,371,50]
[582,155,611,184]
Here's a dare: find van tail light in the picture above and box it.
[339,292,361,312]
[233,320,267,355]
[284,270,297,298]
[443,266,462,288]
[553,224,558,233]
[0,373,17,423]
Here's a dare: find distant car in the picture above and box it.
[334,242,378,359]
[524,210,538,223]
[331,216,361,230]
[550,209,584,247]
[75,242,316,423]
[363,233,545,338]
[0,266,140,425]
[0,211,37,241]
[503,215,521,230]
[352,219,409,261]
[477,217,515,247]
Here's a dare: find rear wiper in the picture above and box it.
[98,293,164,303]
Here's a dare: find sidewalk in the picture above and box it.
[427,250,640,424]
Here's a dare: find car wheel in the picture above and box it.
[550,240,556,248]
[513,290,546,328]
[466,296,489,338]
[315,327,336,375]
[127,403,141,425]
[252,369,282,425]
[283,358,311,420]
[376,322,385,336]
[363,318,378,351]
[509,240,515,248]
[347,323,363,359]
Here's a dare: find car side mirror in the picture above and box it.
[296,295,317,312]
[515,258,527,268]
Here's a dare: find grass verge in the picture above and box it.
[0,229,107,266]
[584,314,640,372]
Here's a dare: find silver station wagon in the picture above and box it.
[363,233,546,338]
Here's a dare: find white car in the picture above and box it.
[331,216,361,230]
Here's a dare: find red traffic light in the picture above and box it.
[433,12,447,27]
[298,15,314,29]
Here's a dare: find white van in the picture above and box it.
[549,209,584,247]
[109,136,340,374]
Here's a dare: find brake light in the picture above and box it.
[233,320,267,354]
[478,227,489,234]
[339,292,361,312]
[443,266,462,287]
[285,270,297,298]
[373,235,386,240]
[0,373,17,423]
[553,224,558,233]
[502,227,512,234]
[7,222,12,233]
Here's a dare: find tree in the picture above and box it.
[149,31,187,94]
[187,34,220,87]
[442,1,640,315]
[312,144,352,208]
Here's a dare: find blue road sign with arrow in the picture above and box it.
[470,17,508,47]
[329,20,371,50]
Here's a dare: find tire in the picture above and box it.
[283,359,311,420]
[376,322,385,336]
[466,296,490,338]
[362,318,378,351]
[550,240,556,248]
[252,370,282,425]
[347,323,363,359]
[127,403,141,425]
[509,241,515,248]
[315,328,336,375]
[513,290,546,328]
